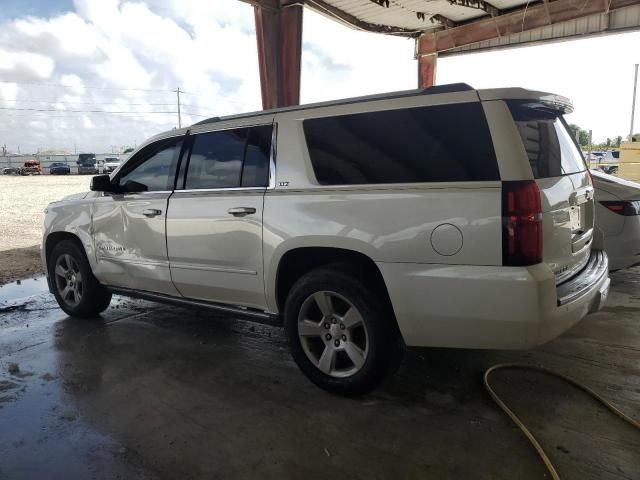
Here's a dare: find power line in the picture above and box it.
[0,79,176,94]
[1,99,177,107]
[0,106,178,114]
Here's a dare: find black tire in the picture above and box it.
[284,264,400,396]
[48,239,112,318]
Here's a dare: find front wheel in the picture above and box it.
[284,265,398,396]
[49,240,112,318]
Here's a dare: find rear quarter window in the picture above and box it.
[303,102,499,185]
[508,102,586,178]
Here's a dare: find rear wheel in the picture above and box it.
[285,265,398,396]
[49,240,111,317]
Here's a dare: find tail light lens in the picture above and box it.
[502,181,543,266]
[600,200,640,216]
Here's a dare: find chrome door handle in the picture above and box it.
[142,209,162,217]
[228,207,256,216]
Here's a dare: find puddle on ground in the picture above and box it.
[0,276,50,305]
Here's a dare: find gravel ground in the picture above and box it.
[0,175,91,284]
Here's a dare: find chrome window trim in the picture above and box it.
[176,121,277,193]
[176,187,265,194]
[191,120,273,135]
[102,190,172,197]
[268,122,277,190]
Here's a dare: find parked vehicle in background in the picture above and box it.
[2,167,19,175]
[102,157,121,173]
[42,85,610,395]
[592,169,640,270]
[49,162,71,175]
[597,150,620,174]
[77,153,98,174]
[20,159,42,175]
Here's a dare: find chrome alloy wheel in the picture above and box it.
[297,291,369,378]
[54,253,83,307]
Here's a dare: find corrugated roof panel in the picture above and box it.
[441,3,640,55]
[314,0,532,32]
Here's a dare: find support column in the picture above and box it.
[254,1,303,110]
[417,53,437,89]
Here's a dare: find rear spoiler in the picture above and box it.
[478,88,573,114]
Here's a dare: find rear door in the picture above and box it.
[166,123,273,310]
[508,102,594,283]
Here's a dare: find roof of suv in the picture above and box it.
[193,83,476,126]
[142,83,571,148]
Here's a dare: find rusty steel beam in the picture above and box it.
[305,0,420,35]
[254,1,303,109]
[418,0,640,55]
[418,54,438,88]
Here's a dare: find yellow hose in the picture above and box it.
[483,363,640,480]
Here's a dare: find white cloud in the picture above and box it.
[0,47,55,79]
[0,0,637,153]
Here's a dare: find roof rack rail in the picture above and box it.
[193,83,474,126]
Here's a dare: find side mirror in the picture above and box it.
[90,174,113,192]
[122,180,148,193]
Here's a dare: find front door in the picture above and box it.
[166,123,273,310]
[92,135,184,295]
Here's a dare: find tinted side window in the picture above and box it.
[186,129,247,189]
[303,103,499,185]
[117,137,183,191]
[185,125,272,190]
[241,125,272,187]
[508,102,586,178]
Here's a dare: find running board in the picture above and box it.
[106,286,282,327]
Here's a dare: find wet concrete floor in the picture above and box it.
[0,270,639,480]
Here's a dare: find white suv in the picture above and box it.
[42,84,610,395]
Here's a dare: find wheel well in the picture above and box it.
[45,232,85,268]
[275,247,393,314]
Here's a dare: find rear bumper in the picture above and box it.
[377,251,610,349]
[557,250,608,306]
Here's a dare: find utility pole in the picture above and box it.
[630,64,638,142]
[175,87,182,129]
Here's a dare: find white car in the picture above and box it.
[42,85,610,395]
[592,169,640,270]
[102,157,122,173]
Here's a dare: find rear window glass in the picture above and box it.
[508,102,586,178]
[303,103,499,185]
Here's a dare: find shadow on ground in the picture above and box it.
[0,269,639,479]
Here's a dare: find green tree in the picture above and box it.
[615,136,622,147]
[568,124,580,142]
[123,147,135,154]
[633,133,640,142]
[578,130,590,147]
[605,138,611,148]
[568,124,590,147]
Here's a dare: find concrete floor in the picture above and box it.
[0,270,639,480]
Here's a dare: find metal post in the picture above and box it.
[176,88,182,129]
[417,53,437,88]
[630,64,638,141]
[254,1,303,110]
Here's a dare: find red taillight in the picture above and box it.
[502,181,543,266]
[601,200,640,216]
[603,202,625,213]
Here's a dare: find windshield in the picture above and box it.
[508,101,586,178]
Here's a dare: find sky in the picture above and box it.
[0,0,638,154]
